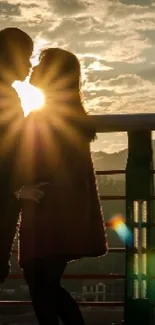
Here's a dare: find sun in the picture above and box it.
[12,81,45,117]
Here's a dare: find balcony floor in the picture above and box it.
[0,307,124,325]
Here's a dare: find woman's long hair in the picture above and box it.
[31,48,96,142]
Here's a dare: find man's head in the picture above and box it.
[0,27,33,83]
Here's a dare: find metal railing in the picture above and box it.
[1,113,155,324]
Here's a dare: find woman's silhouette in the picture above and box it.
[17,48,108,325]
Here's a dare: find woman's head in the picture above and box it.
[30,47,96,142]
[30,48,81,91]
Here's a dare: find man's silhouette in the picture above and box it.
[0,27,33,282]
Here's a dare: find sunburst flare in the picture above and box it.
[12,81,45,117]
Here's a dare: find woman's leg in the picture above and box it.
[23,257,85,325]
[23,258,61,325]
[46,257,85,325]
[57,286,85,325]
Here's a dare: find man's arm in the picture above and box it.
[0,192,21,282]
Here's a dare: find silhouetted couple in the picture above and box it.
[0,27,108,325]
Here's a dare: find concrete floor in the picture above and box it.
[0,307,124,325]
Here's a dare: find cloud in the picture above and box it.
[37,0,154,66]
[138,65,155,82]
[86,60,113,72]
[49,0,86,15]
[120,0,153,6]
[47,0,109,17]
[83,74,155,114]
[0,0,155,153]
[0,0,49,25]
[0,1,20,16]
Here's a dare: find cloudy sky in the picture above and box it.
[0,0,155,152]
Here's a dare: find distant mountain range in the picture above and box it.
[92,140,155,171]
[92,149,127,171]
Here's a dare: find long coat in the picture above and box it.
[19,116,108,266]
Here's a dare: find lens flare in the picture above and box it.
[109,214,133,246]
[12,80,45,117]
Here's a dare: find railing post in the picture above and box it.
[124,131,155,325]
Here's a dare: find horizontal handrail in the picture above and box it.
[12,246,155,256]
[0,300,124,307]
[100,195,125,200]
[8,273,155,280]
[100,195,155,200]
[96,170,125,175]
[11,247,125,255]
[91,114,155,132]
[8,273,125,280]
[78,301,124,307]
[96,170,155,175]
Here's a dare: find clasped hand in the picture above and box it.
[15,182,49,203]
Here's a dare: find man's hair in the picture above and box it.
[0,27,33,66]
